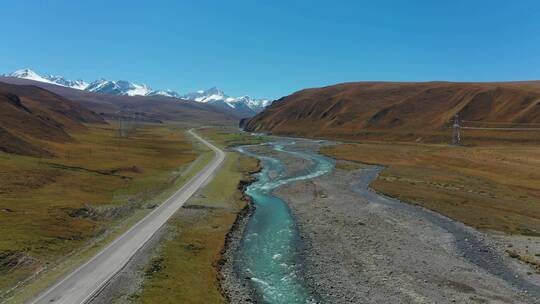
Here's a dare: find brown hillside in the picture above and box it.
[0,82,104,156]
[245,81,540,143]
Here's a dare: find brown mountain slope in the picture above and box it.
[245,81,540,143]
[0,77,241,125]
[0,82,105,156]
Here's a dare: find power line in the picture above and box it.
[452,114,461,145]
[462,120,540,126]
[450,117,540,145]
[462,127,540,131]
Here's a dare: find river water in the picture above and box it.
[236,142,334,304]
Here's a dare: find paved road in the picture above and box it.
[30,129,225,304]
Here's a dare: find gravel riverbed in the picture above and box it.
[219,200,258,304]
[236,141,540,304]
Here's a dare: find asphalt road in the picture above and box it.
[29,129,225,304]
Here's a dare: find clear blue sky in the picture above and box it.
[2,0,540,99]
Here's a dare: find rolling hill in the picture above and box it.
[244,81,540,143]
[0,82,105,156]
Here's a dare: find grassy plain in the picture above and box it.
[0,123,207,302]
[198,126,268,148]
[134,128,262,304]
[321,142,540,236]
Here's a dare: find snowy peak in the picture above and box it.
[182,87,226,102]
[7,68,56,84]
[232,96,271,109]
[148,89,181,98]
[204,87,225,97]
[85,79,152,96]
[4,69,167,97]
[85,79,109,92]
[45,75,89,90]
[182,87,271,113]
[6,69,90,90]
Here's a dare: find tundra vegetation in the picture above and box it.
[0,123,207,302]
[322,141,540,236]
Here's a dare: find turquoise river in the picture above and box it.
[237,141,334,304]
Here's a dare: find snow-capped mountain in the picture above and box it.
[85,79,152,96]
[182,87,226,103]
[45,75,89,90]
[3,69,270,115]
[7,68,57,85]
[230,95,272,111]
[5,69,90,90]
[3,68,170,97]
[182,87,271,114]
[148,89,181,98]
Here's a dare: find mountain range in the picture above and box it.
[3,69,270,116]
[0,76,249,156]
[181,87,271,114]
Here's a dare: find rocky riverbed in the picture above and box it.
[219,197,258,304]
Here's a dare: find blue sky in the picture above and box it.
[2,0,540,99]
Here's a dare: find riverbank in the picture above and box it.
[247,140,540,303]
[218,180,257,304]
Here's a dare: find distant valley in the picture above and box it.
[0,77,244,157]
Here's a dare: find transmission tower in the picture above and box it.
[452,114,461,145]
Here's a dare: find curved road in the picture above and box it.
[30,129,225,304]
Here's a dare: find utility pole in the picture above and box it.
[452,114,461,146]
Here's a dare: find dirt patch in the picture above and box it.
[0,251,35,274]
[45,163,133,180]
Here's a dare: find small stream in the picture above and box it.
[236,142,334,304]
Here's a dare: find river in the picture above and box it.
[236,141,334,304]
